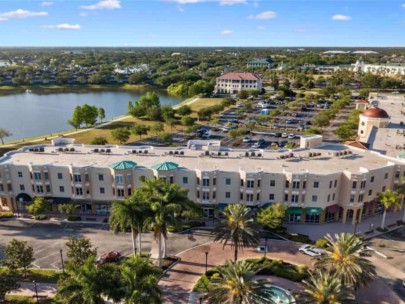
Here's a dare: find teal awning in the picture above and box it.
[306,207,323,215]
[109,160,137,170]
[287,207,302,215]
[151,162,179,171]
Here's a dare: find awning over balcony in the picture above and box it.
[287,207,302,215]
[306,207,323,215]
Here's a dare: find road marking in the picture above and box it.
[31,263,40,269]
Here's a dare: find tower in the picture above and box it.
[358,104,390,143]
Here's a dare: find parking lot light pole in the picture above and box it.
[33,280,39,303]
[205,252,208,273]
[354,220,358,235]
[60,249,65,274]
[264,237,268,258]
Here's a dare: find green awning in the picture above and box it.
[109,160,137,170]
[151,161,179,171]
[306,207,323,215]
[287,207,302,215]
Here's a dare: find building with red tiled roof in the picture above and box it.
[215,72,262,94]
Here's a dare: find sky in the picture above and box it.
[0,0,404,47]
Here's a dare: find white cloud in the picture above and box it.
[256,25,265,30]
[402,4,405,8]
[178,5,185,12]
[332,14,352,21]
[221,30,234,35]
[81,0,121,10]
[43,23,81,30]
[173,0,206,3]
[41,1,53,6]
[79,12,89,17]
[249,10,277,20]
[219,0,246,5]
[171,0,245,5]
[0,9,48,20]
[0,17,7,22]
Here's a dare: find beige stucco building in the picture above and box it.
[215,73,263,94]
[1,138,404,225]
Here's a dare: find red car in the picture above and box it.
[96,251,122,266]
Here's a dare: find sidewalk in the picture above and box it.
[9,282,57,298]
[285,210,404,240]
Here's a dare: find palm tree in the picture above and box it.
[300,270,355,304]
[119,255,162,304]
[316,233,376,290]
[207,260,275,304]
[212,204,260,262]
[377,190,401,229]
[109,196,149,256]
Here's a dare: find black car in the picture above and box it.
[274,132,282,138]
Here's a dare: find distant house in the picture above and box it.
[247,58,274,69]
[215,72,263,94]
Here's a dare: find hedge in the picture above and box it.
[0,211,14,218]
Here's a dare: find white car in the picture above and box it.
[287,133,295,139]
[242,137,252,143]
[281,133,288,138]
[299,245,323,257]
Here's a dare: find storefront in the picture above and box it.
[325,205,339,222]
[287,207,302,223]
[305,207,323,223]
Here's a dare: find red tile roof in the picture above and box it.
[217,73,261,81]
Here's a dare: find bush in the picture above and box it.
[315,238,328,248]
[67,216,81,221]
[0,211,14,218]
[192,274,210,292]
[272,266,307,282]
[295,264,308,274]
[34,215,47,220]
[289,234,311,243]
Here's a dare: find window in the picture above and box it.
[34,172,42,181]
[240,179,244,187]
[59,186,65,193]
[311,195,318,202]
[284,194,289,202]
[395,171,400,178]
[382,186,386,192]
[117,189,125,197]
[257,180,261,187]
[7,184,12,191]
[368,189,372,196]
[240,193,243,200]
[169,176,174,184]
[203,178,210,187]
[256,193,260,201]
[360,180,366,189]
[293,181,300,189]
[98,174,104,181]
[183,177,188,184]
[213,178,216,186]
[46,185,51,193]
[75,187,83,196]
[384,173,388,179]
[350,194,355,203]
[358,194,364,202]
[270,180,275,187]
[197,177,200,185]
[327,194,330,202]
[58,173,63,179]
[128,188,132,196]
[332,193,336,200]
[36,185,43,193]
[115,175,123,185]
[313,181,319,188]
[44,172,49,180]
[370,176,375,183]
[247,180,254,188]
[246,194,254,202]
[334,180,337,188]
[202,191,209,200]
[74,173,81,183]
[20,184,25,191]
[84,174,89,182]
[18,171,23,178]
[352,181,357,189]
[225,192,231,199]
[291,194,299,203]
[226,178,231,185]
[197,191,200,198]
[127,174,132,184]
[100,187,105,194]
[285,180,290,188]
[213,191,216,199]
[329,181,332,189]
[269,193,274,200]
[303,181,306,189]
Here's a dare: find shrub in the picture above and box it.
[295,264,308,274]
[34,214,47,220]
[272,266,308,282]
[192,274,210,292]
[67,216,81,221]
[289,234,311,243]
[0,211,14,218]
[315,238,328,248]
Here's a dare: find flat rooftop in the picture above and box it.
[368,94,405,157]
[0,141,403,175]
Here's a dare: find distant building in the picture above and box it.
[353,57,405,76]
[215,72,263,94]
[247,58,274,69]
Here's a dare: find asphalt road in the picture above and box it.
[0,219,215,269]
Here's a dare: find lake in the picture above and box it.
[0,89,183,142]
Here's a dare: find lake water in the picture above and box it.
[0,90,183,142]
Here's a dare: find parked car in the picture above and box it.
[299,245,323,257]
[274,132,282,138]
[288,133,295,139]
[252,138,265,148]
[281,133,288,138]
[242,137,252,143]
[96,251,122,266]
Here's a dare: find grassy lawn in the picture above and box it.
[5,295,56,303]
[0,267,62,284]
[189,98,223,112]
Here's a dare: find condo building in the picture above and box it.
[0,137,404,225]
[215,72,263,94]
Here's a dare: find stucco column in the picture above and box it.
[352,209,359,225]
[319,210,325,224]
[358,208,363,223]
[342,207,348,224]
[301,209,306,224]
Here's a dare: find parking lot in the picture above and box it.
[0,219,214,269]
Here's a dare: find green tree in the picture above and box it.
[58,202,79,218]
[91,136,108,145]
[4,239,34,275]
[257,203,287,230]
[109,196,149,255]
[176,105,192,116]
[65,237,97,268]
[131,124,150,139]
[335,124,355,141]
[300,271,355,304]
[0,268,20,301]
[158,132,173,143]
[69,105,83,130]
[377,190,401,229]
[181,116,195,127]
[112,127,131,144]
[316,233,376,290]
[207,260,274,304]
[165,118,176,131]
[97,107,105,122]
[27,196,50,218]
[212,204,260,262]
[197,108,213,120]
[81,104,99,126]
[0,128,12,144]
[128,71,148,84]
[358,89,370,99]
[119,255,162,304]
[150,122,164,135]
[146,105,162,121]
[361,73,381,88]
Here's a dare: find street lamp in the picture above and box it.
[205,252,208,273]
[33,280,39,303]
[264,236,268,258]
[60,249,65,274]
[199,297,203,304]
